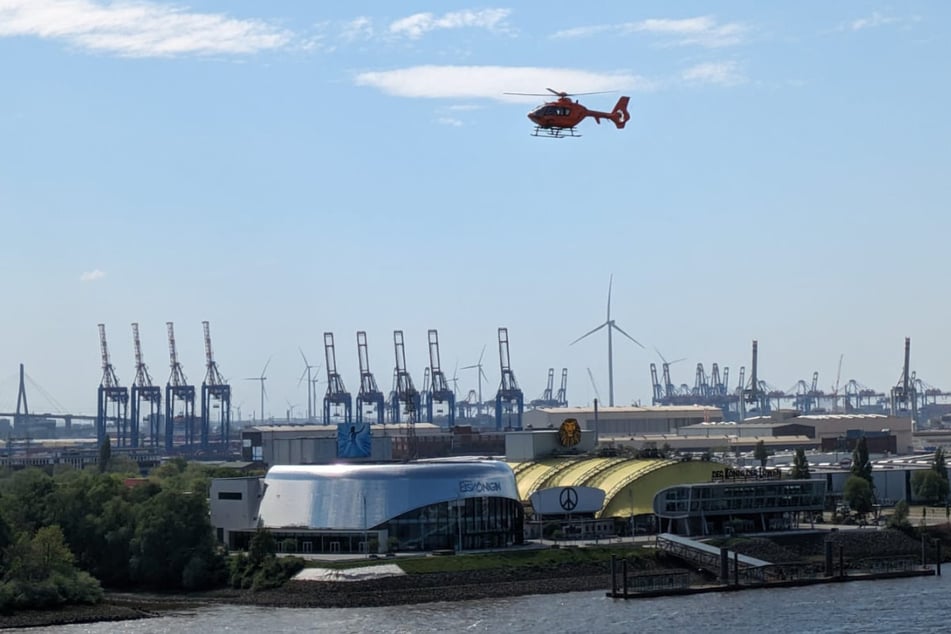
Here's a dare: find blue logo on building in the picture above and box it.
[459,480,502,494]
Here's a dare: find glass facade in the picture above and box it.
[654,479,826,536]
[387,496,524,551]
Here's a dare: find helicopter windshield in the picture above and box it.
[531,105,570,117]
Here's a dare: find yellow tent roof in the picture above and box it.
[508,457,723,518]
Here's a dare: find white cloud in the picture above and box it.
[840,11,921,31]
[0,0,293,57]
[80,269,106,282]
[850,11,897,31]
[389,9,512,39]
[341,16,373,42]
[354,65,653,101]
[553,16,747,48]
[437,117,464,127]
[682,61,745,86]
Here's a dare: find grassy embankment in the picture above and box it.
[313,543,657,574]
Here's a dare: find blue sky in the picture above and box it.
[0,1,948,419]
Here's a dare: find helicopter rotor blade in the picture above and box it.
[547,87,616,97]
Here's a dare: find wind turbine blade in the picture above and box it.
[612,323,645,348]
[299,347,309,367]
[570,322,607,346]
[652,346,668,365]
[297,366,308,386]
[461,364,478,370]
[478,345,486,365]
[607,274,613,321]
[261,356,272,378]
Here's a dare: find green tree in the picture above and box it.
[754,440,768,467]
[886,499,911,530]
[248,527,277,568]
[0,525,103,611]
[98,437,112,473]
[932,447,948,483]
[0,468,54,533]
[791,448,811,479]
[912,469,950,505]
[850,436,873,485]
[128,489,224,590]
[843,475,874,515]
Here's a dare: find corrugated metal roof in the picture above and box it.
[536,405,723,414]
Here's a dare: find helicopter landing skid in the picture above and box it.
[532,126,580,138]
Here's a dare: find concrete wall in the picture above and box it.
[505,429,597,461]
[209,477,264,544]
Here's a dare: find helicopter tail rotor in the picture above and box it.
[611,96,630,129]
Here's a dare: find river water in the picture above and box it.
[16,573,950,634]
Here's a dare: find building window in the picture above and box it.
[218,491,243,500]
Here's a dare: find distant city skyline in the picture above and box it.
[1,1,948,417]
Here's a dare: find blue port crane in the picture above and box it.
[494,327,524,431]
[322,332,353,424]
[355,331,385,425]
[391,330,421,424]
[555,368,569,407]
[130,322,161,449]
[96,323,128,447]
[427,329,456,427]
[165,321,196,451]
[200,320,231,449]
[890,337,917,420]
[530,368,560,408]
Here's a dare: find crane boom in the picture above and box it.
[202,320,225,386]
[166,321,188,386]
[556,368,568,406]
[131,322,154,387]
[98,323,121,388]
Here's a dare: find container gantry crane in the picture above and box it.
[322,332,353,425]
[742,340,770,414]
[494,327,524,431]
[200,320,231,450]
[391,330,421,424]
[96,323,129,447]
[130,323,161,449]
[420,367,431,420]
[650,363,663,405]
[355,331,385,425]
[555,368,568,407]
[165,321,196,451]
[529,368,560,408]
[890,337,918,421]
[426,329,456,427]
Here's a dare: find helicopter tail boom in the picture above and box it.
[588,96,630,129]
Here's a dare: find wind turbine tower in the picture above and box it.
[570,275,644,407]
[244,358,270,424]
[461,345,490,416]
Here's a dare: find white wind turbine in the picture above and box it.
[570,275,644,406]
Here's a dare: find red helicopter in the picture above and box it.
[506,88,631,138]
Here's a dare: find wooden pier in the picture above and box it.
[608,533,938,599]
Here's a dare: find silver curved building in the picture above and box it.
[217,460,525,553]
